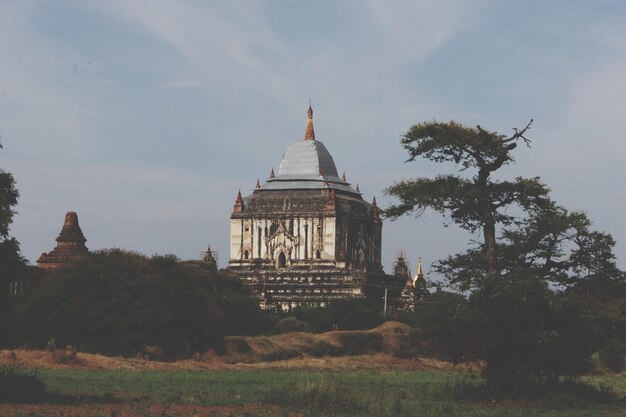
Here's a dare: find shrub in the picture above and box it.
[294,299,384,333]
[17,249,265,357]
[260,349,302,362]
[599,344,625,373]
[0,366,46,403]
[331,332,383,355]
[52,345,80,364]
[141,345,167,361]
[271,317,311,334]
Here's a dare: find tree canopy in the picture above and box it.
[0,142,26,283]
[386,120,551,273]
[0,142,28,344]
[386,120,625,391]
[12,249,269,357]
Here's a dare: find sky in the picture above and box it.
[1,0,625,278]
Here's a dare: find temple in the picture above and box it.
[228,106,405,311]
[395,253,428,311]
[37,211,89,269]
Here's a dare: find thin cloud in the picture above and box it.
[157,80,208,89]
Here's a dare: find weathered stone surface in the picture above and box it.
[37,211,89,269]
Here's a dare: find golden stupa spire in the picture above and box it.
[304,104,315,140]
[415,256,424,281]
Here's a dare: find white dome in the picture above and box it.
[277,140,339,179]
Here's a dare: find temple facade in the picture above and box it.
[228,106,404,311]
[37,211,89,269]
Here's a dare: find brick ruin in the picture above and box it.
[37,211,89,269]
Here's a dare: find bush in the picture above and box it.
[599,344,625,373]
[411,291,471,361]
[16,250,266,357]
[271,317,311,334]
[52,345,80,364]
[329,332,383,355]
[0,366,46,403]
[294,299,384,333]
[391,327,424,358]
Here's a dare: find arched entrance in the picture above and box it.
[277,251,287,269]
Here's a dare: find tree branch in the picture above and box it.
[503,119,533,146]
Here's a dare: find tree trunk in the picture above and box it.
[483,216,498,274]
[478,169,498,274]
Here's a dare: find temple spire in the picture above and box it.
[37,211,89,269]
[304,104,315,140]
[233,190,244,213]
[415,257,424,280]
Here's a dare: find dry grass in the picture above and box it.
[1,322,474,372]
[224,320,415,363]
[0,348,461,372]
[0,348,229,371]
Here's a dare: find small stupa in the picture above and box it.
[37,211,89,269]
[394,252,417,311]
[396,254,429,311]
[202,244,218,272]
[413,257,429,301]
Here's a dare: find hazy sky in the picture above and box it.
[2,0,625,277]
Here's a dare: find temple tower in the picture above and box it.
[397,254,428,311]
[37,211,89,269]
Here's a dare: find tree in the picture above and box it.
[385,120,551,273]
[411,290,472,361]
[16,250,267,356]
[435,203,622,290]
[385,120,625,392]
[0,142,28,344]
[0,142,26,286]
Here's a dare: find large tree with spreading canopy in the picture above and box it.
[385,120,625,391]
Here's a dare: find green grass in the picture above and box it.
[33,369,626,417]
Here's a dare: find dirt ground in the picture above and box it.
[0,403,281,417]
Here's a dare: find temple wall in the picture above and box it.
[230,214,341,267]
[323,217,336,260]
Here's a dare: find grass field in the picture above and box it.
[1,328,624,417]
[1,366,624,416]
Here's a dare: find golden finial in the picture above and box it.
[415,257,424,280]
[305,104,315,140]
